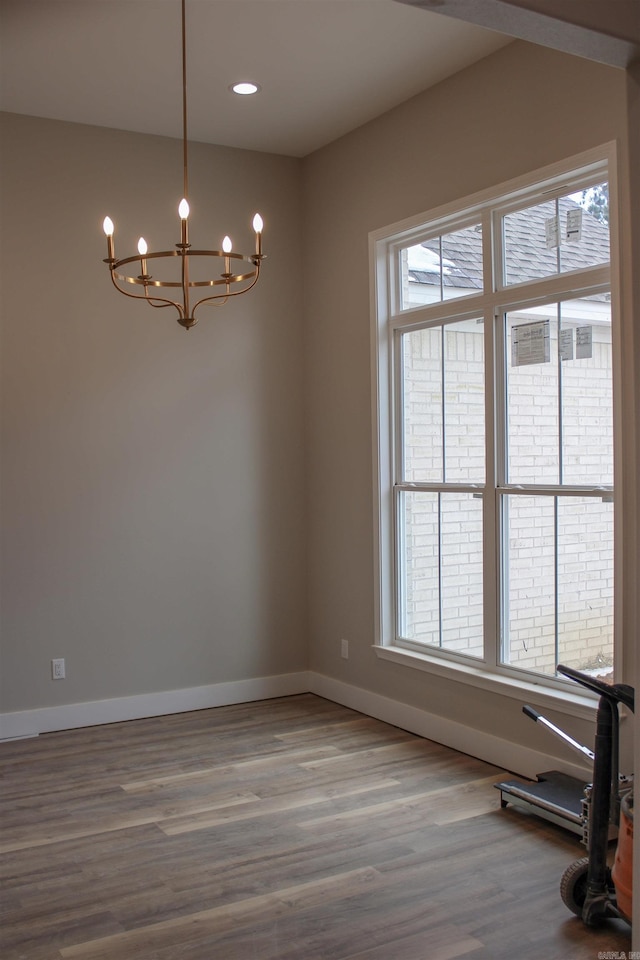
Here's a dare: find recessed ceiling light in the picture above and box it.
[230,81,261,96]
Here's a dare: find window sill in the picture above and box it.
[374,644,600,722]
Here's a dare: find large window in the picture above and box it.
[372,150,618,692]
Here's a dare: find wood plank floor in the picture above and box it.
[0,694,632,959]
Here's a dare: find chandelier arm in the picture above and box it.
[181,248,191,319]
[108,269,186,319]
[143,292,186,313]
[192,267,262,319]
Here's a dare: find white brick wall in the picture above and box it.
[401,318,613,675]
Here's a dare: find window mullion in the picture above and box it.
[437,491,443,648]
[392,327,405,484]
[393,328,406,641]
[482,211,499,668]
[557,302,564,486]
[394,487,406,640]
[554,496,560,670]
[483,306,500,669]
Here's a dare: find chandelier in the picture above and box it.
[101,0,265,330]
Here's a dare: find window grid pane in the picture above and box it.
[505,298,612,487]
[501,495,614,677]
[400,223,483,311]
[402,320,485,484]
[502,185,610,288]
[399,490,483,659]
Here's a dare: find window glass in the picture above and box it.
[505,298,612,486]
[506,310,559,484]
[560,299,613,486]
[402,319,485,483]
[503,198,559,286]
[502,183,610,287]
[399,490,483,657]
[501,495,614,676]
[402,327,442,481]
[400,224,482,310]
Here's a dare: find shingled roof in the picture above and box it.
[408,197,610,291]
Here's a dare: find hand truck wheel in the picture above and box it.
[560,856,590,917]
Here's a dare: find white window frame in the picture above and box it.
[370,144,622,718]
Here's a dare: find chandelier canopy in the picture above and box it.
[101,0,265,330]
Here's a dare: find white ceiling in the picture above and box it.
[0,0,511,157]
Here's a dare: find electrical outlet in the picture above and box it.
[51,658,65,680]
[341,638,349,660]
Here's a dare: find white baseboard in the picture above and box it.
[0,669,590,782]
[307,672,592,782]
[0,672,312,741]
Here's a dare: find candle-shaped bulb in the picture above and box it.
[178,199,190,246]
[253,213,263,256]
[103,216,115,261]
[222,235,232,276]
[137,237,149,277]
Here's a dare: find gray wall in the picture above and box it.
[0,113,306,712]
[302,40,633,754]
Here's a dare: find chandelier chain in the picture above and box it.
[181,0,189,204]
